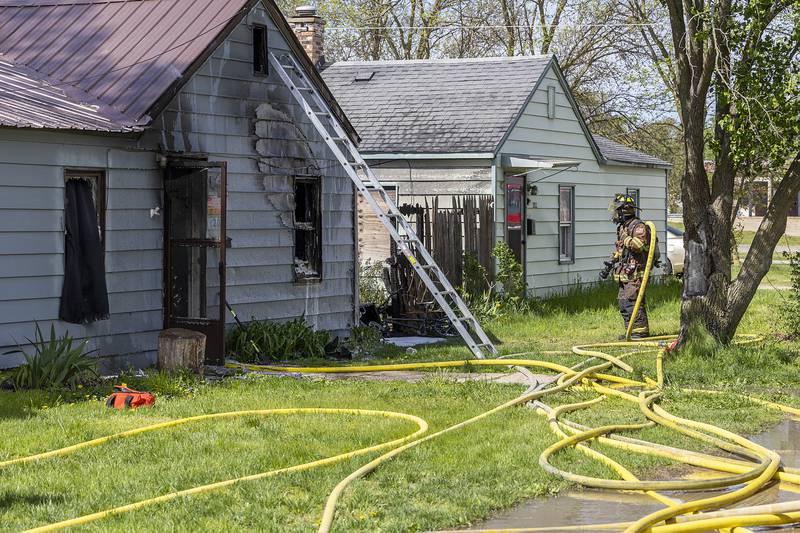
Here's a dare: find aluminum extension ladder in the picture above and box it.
[269,52,497,359]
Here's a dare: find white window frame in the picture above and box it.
[558,185,575,264]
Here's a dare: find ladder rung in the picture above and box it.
[270,48,496,360]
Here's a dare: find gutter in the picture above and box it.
[362,152,495,160]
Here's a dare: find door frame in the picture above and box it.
[162,159,227,364]
[504,173,526,273]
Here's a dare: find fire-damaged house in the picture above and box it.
[0,0,360,369]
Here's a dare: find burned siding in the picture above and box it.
[142,3,356,334]
[0,129,164,369]
[0,2,356,369]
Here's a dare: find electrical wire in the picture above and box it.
[324,22,668,32]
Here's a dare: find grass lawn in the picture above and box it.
[2,281,800,530]
[669,221,800,249]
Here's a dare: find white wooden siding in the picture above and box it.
[498,64,668,296]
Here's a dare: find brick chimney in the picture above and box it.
[288,5,325,68]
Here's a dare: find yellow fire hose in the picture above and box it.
[625,220,658,341]
[4,219,800,532]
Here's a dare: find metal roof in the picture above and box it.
[0,0,359,140]
[0,0,252,131]
[0,57,137,131]
[322,56,553,154]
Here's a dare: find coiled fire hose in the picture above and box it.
[4,221,800,532]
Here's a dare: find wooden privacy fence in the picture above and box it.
[388,195,494,311]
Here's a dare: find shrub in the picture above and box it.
[462,252,490,300]
[780,251,800,338]
[344,325,383,356]
[115,368,202,398]
[458,244,539,323]
[491,241,526,299]
[227,318,330,363]
[10,323,97,390]
[359,259,389,305]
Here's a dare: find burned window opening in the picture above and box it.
[294,176,322,281]
[252,24,268,75]
[59,169,109,324]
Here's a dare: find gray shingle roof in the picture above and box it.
[322,56,670,168]
[592,135,670,168]
[322,56,552,154]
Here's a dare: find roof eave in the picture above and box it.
[141,0,260,130]
[262,0,361,145]
[362,152,495,160]
[0,124,144,136]
[603,158,673,170]
[137,0,360,146]
[492,55,556,157]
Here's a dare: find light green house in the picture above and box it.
[322,55,671,296]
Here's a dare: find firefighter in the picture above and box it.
[606,193,658,339]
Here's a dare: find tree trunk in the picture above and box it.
[723,155,800,337]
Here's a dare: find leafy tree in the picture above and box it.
[632,0,800,342]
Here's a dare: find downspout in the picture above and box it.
[352,179,360,328]
[491,153,501,278]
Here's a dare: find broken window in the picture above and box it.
[294,177,322,281]
[59,170,109,324]
[252,24,268,75]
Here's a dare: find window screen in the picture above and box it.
[558,185,574,263]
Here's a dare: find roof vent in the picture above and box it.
[354,70,375,82]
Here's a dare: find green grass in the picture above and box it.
[669,222,800,249]
[3,280,800,530]
[1,371,793,531]
[737,231,800,247]
[0,377,553,531]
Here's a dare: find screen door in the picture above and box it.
[164,161,227,364]
[505,175,525,265]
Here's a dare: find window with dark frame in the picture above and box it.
[558,185,575,263]
[65,169,106,249]
[294,176,322,281]
[252,24,268,75]
[626,187,640,207]
[60,169,109,324]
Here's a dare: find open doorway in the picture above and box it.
[163,160,227,364]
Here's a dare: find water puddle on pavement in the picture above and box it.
[468,419,800,532]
